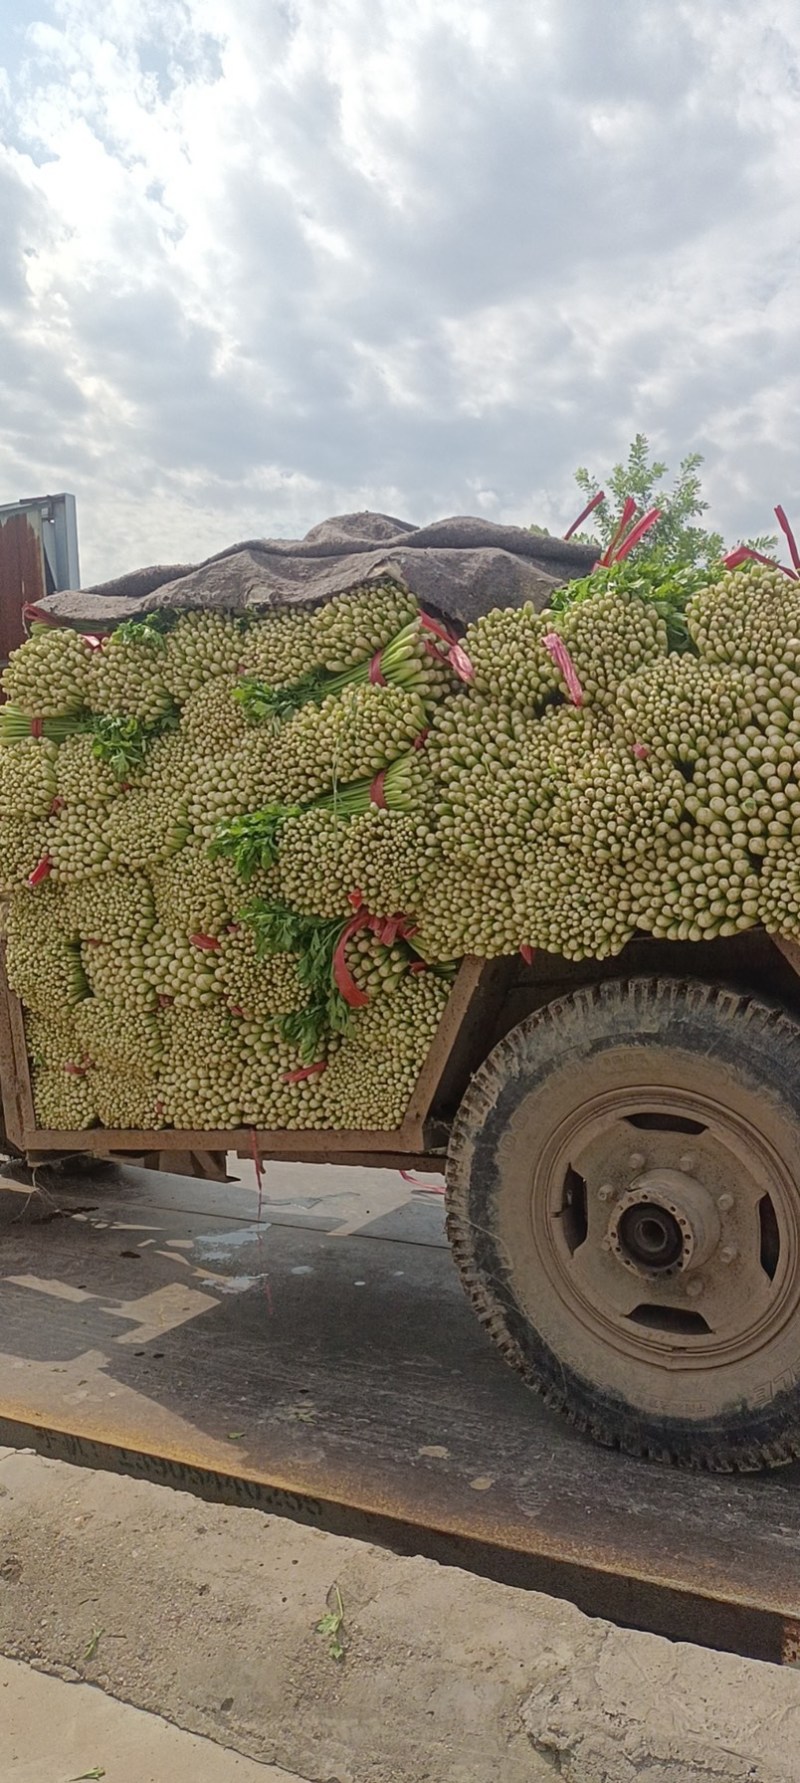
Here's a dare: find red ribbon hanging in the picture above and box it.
[598,497,637,568]
[27,856,52,887]
[190,932,221,951]
[775,505,800,573]
[611,506,662,563]
[564,490,606,540]
[401,1169,446,1196]
[519,945,535,965]
[282,1062,328,1082]
[248,1131,274,1314]
[249,1127,264,1195]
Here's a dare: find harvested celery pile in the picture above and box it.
[4,557,800,1132]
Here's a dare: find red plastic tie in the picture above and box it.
[369,769,387,808]
[612,506,662,563]
[249,1127,265,1196]
[408,959,428,974]
[333,910,371,1007]
[448,642,475,683]
[248,1129,274,1311]
[190,932,221,951]
[401,1169,446,1196]
[282,1062,327,1082]
[519,945,535,965]
[598,497,637,568]
[63,1061,87,1076]
[775,506,800,574]
[22,602,52,628]
[369,649,386,685]
[412,728,430,750]
[542,632,584,707]
[722,545,796,579]
[30,717,43,739]
[420,613,457,646]
[84,633,109,651]
[564,490,606,540]
[27,855,52,887]
[632,743,650,760]
[49,796,64,815]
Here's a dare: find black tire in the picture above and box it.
[446,978,800,1471]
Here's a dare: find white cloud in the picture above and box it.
[1,0,799,581]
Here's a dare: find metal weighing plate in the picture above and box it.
[1,1156,799,1663]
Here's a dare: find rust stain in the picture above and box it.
[0,511,46,668]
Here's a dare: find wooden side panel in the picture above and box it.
[0,945,30,1150]
[0,947,484,1166]
[402,957,494,1135]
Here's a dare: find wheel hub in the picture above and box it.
[606,1169,722,1278]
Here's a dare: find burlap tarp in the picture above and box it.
[37,512,599,630]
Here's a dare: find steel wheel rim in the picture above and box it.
[529,1081,800,1375]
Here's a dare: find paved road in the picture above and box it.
[2,1154,800,1658]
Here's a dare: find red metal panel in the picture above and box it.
[0,510,46,669]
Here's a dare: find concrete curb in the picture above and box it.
[0,1448,798,1782]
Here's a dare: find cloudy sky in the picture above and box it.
[1,0,799,584]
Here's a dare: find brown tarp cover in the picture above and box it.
[37,512,599,631]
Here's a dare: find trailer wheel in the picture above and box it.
[446,978,800,1471]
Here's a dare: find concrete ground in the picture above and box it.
[1,1655,310,1781]
[1,1447,800,1783]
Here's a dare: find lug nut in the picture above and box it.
[628,1152,645,1171]
[719,1245,738,1265]
[597,1183,614,1202]
[685,1278,705,1299]
[679,1153,696,1172]
[717,1193,734,1212]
